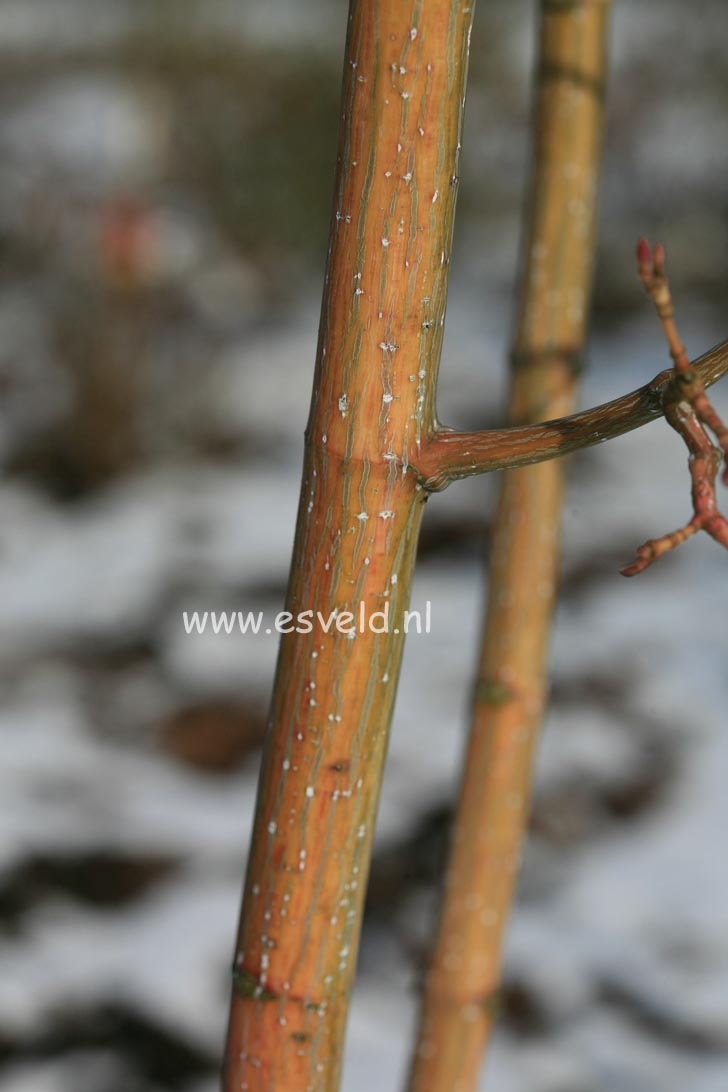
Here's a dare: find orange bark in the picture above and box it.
[223,3,475,1089]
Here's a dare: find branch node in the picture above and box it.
[622,241,728,576]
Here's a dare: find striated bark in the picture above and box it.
[223,3,475,1089]
[408,3,612,1090]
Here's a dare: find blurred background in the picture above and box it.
[1,1,727,1090]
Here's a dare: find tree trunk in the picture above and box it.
[223,3,475,1088]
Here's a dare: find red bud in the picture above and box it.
[636,237,651,267]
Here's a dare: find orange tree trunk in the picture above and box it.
[223,2,475,1089]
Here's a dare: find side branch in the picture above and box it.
[415,339,728,490]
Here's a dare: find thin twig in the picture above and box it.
[621,241,728,576]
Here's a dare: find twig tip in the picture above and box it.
[636,237,651,268]
[653,242,666,274]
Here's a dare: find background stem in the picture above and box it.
[408,3,611,1089]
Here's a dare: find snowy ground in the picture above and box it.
[1,2,728,1090]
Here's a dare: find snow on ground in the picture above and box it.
[1,2,728,1090]
[2,302,727,1091]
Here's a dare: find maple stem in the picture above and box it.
[223,3,475,1089]
[408,3,612,1089]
